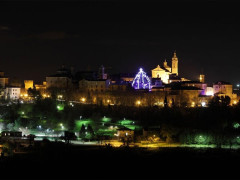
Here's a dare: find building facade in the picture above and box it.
[24,80,34,90]
[46,66,73,89]
[151,51,179,84]
[79,79,111,92]
[213,81,233,97]
[4,87,21,100]
[0,71,9,88]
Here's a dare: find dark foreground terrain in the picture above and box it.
[0,141,239,179]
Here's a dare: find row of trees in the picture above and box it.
[1,88,239,145]
[1,97,239,129]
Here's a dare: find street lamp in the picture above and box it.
[191,102,195,107]
[81,97,86,103]
[59,123,64,130]
[201,102,206,107]
[136,100,141,106]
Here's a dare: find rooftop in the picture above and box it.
[214,81,231,85]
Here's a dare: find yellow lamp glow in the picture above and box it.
[191,102,195,107]
[136,100,141,105]
[81,97,86,102]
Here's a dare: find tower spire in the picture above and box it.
[164,59,167,67]
[173,50,177,58]
[171,50,178,76]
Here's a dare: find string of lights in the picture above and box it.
[132,68,151,90]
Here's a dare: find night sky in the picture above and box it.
[0,0,239,85]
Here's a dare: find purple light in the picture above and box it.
[132,68,151,90]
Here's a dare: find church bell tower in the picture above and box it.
[172,51,178,75]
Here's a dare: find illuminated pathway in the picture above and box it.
[35,138,240,149]
[71,140,240,149]
[71,140,182,148]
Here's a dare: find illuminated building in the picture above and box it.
[34,81,47,97]
[206,87,214,96]
[151,51,179,84]
[1,51,237,107]
[46,66,73,89]
[181,81,207,95]
[151,65,170,84]
[199,74,205,83]
[213,81,237,105]
[172,51,178,75]
[213,81,232,96]
[35,81,46,91]
[0,71,9,88]
[170,85,204,107]
[24,80,34,90]
[79,79,111,92]
[4,87,21,100]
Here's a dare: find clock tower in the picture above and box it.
[172,51,178,75]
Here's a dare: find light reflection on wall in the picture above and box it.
[206,87,214,96]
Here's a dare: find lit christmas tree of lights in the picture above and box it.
[132,68,151,90]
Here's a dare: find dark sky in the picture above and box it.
[0,0,239,85]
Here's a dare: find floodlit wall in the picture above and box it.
[79,79,111,92]
[46,77,72,89]
[78,88,203,107]
[0,78,9,88]
[152,65,170,84]
[24,80,34,90]
[213,84,233,97]
[4,87,21,100]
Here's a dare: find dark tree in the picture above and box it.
[87,125,94,135]
[172,98,175,107]
[164,96,168,108]
[79,124,86,138]
[27,88,41,100]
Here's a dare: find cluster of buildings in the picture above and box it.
[0,51,238,107]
